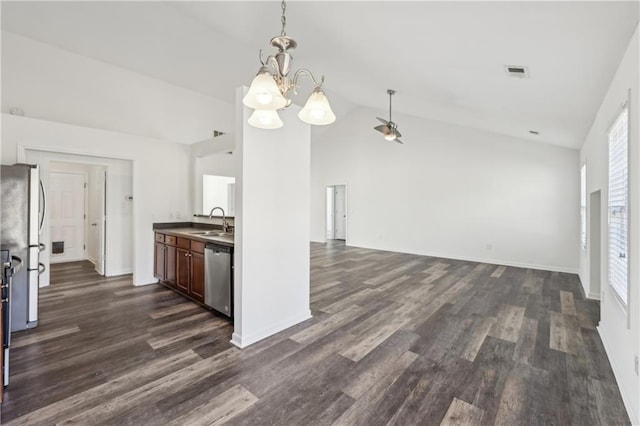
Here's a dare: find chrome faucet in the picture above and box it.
[208,207,229,233]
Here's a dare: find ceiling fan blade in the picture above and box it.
[376,117,390,125]
[393,128,402,138]
[395,139,404,144]
[374,124,392,135]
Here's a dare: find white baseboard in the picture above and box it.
[106,268,133,277]
[336,241,578,274]
[49,256,88,264]
[597,326,639,425]
[231,310,312,349]
[587,291,601,300]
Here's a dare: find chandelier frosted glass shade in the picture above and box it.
[298,88,336,126]
[243,69,288,110]
[244,0,335,130]
[248,109,284,129]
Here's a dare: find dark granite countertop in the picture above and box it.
[153,222,234,248]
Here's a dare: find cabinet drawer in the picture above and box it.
[165,235,176,246]
[190,241,205,254]
[155,233,165,243]
[177,237,191,250]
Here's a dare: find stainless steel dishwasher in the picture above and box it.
[204,244,232,318]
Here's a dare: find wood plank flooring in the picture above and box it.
[0,242,630,425]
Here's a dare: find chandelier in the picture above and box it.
[242,0,336,129]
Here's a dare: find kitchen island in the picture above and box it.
[153,223,234,318]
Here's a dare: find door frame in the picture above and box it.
[20,147,129,283]
[589,189,602,301]
[325,183,347,243]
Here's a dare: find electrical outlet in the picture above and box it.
[635,355,638,375]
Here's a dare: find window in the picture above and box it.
[580,163,586,249]
[202,175,236,216]
[608,107,629,305]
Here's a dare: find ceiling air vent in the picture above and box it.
[505,65,529,79]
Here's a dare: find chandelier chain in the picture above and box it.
[281,0,287,36]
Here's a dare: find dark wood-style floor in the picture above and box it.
[0,242,630,425]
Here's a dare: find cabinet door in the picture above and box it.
[165,245,177,286]
[190,252,205,303]
[176,248,190,293]
[154,242,165,281]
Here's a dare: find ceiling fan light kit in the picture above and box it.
[243,0,336,129]
[374,89,403,144]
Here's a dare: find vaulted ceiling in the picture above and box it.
[2,1,638,148]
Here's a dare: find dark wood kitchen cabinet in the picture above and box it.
[178,238,205,303]
[154,240,165,281]
[190,251,205,301]
[165,244,177,287]
[154,233,176,286]
[176,247,190,293]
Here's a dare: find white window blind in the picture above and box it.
[580,164,586,249]
[608,107,629,305]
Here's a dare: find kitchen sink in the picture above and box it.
[188,230,233,237]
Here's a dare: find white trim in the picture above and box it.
[230,310,312,349]
[598,325,638,425]
[587,291,601,300]
[18,143,137,162]
[336,241,578,274]
[49,256,88,264]
[107,268,133,277]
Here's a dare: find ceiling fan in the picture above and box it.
[374,89,403,144]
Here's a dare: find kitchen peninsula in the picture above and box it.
[153,222,234,318]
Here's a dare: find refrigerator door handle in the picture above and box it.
[39,179,46,235]
[10,255,23,274]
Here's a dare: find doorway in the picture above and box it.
[326,184,346,241]
[589,190,601,300]
[24,150,133,287]
[49,162,107,275]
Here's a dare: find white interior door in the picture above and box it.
[96,170,106,275]
[49,172,86,263]
[88,168,106,275]
[326,186,334,239]
[334,185,346,240]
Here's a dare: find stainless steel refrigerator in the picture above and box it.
[1,164,46,334]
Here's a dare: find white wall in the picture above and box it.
[579,24,639,423]
[311,108,580,273]
[232,87,311,348]
[2,113,191,286]
[1,31,234,144]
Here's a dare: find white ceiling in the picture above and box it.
[2,1,638,148]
